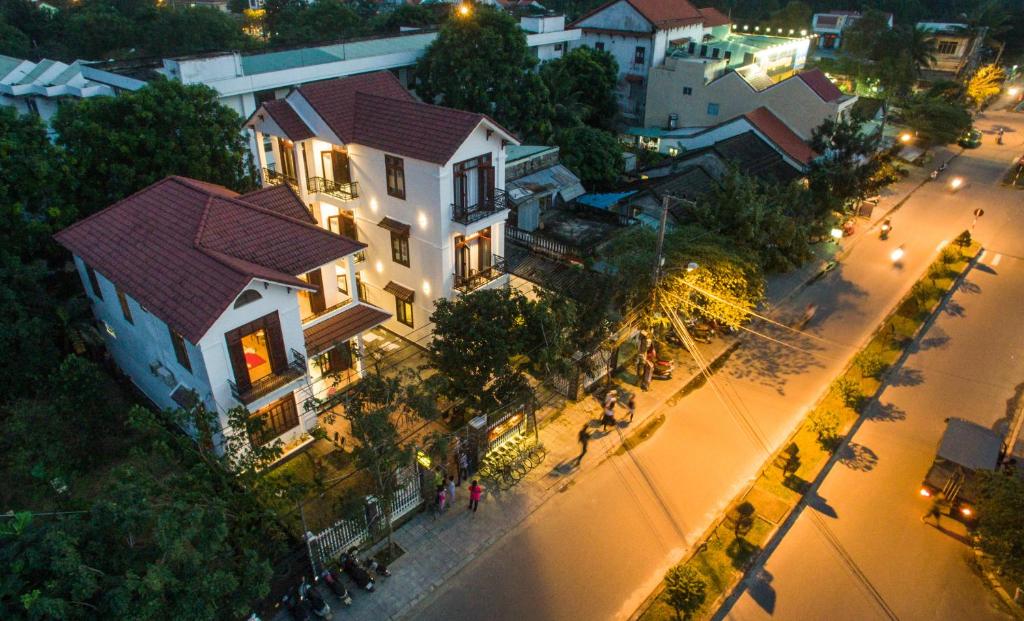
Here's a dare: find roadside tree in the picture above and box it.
[976,471,1024,583]
[664,563,708,620]
[899,94,972,146]
[966,64,1006,108]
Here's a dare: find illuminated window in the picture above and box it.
[385,155,406,199]
[396,298,413,327]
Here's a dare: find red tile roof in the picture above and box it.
[262,99,315,141]
[297,72,414,143]
[697,7,730,27]
[240,185,315,224]
[797,69,844,102]
[743,107,816,165]
[573,0,704,29]
[304,304,391,357]
[54,176,366,343]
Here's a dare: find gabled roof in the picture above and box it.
[696,7,730,27]
[572,0,704,30]
[262,99,314,141]
[240,185,316,224]
[249,71,518,166]
[797,69,844,103]
[743,107,816,164]
[54,177,365,343]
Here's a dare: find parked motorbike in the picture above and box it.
[299,577,332,619]
[321,568,353,606]
[341,549,375,591]
[998,128,1004,144]
[283,587,313,621]
[652,358,674,380]
[363,554,392,578]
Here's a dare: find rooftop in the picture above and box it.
[240,31,438,76]
[507,144,556,162]
[572,0,721,30]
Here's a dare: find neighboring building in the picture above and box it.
[811,10,892,52]
[625,106,817,172]
[244,71,519,340]
[0,55,145,131]
[644,65,855,140]
[568,0,731,120]
[54,176,391,455]
[917,22,985,78]
[505,145,585,232]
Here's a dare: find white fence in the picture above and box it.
[305,465,423,575]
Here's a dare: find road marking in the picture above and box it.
[993,253,1003,266]
[936,240,948,252]
[978,249,987,263]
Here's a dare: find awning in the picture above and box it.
[378,217,411,236]
[384,281,415,303]
[304,304,391,357]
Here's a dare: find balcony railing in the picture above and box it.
[262,167,298,190]
[454,255,507,294]
[228,348,307,404]
[452,189,508,226]
[301,298,352,326]
[307,176,359,201]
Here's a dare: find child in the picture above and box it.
[468,480,484,512]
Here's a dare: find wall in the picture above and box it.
[72,256,212,417]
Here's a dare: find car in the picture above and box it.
[958,129,982,149]
[919,418,1003,523]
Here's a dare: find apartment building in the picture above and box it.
[244,71,519,341]
[811,10,892,53]
[54,177,391,454]
[917,22,985,78]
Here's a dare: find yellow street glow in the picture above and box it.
[900,133,912,143]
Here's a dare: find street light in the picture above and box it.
[899,132,913,144]
[456,2,472,17]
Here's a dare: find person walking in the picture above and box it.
[603,388,617,410]
[575,424,590,465]
[468,480,484,513]
[446,475,456,511]
[921,494,946,524]
[624,393,636,423]
[434,485,446,519]
[601,402,616,431]
[457,450,469,486]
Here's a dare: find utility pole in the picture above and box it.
[653,193,670,287]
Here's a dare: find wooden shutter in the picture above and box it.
[333,148,351,184]
[264,312,287,373]
[306,269,326,314]
[225,329,251,392]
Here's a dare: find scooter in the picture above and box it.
[363,554,392,578]
[879,219,891,240]
[283,587,313,621]
[299,576,332,619]
[998,128,1004,144]
[341,549,375,591]
[321,568,353,606]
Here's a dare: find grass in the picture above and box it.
[636,241,980,620]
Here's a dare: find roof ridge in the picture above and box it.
[210,193,367,244]
[55,176,183,240]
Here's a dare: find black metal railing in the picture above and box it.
[454,255,507,294]
[505,225,590,261]
[452,189,508,225]
[262,167,298,190]
[307,176,359,201]
[301,299,352,325]
[228,349,307,404]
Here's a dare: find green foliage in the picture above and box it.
[899,94,972,146]
[540,46,619,130]
[976,471,1024,584]
[955,230,972,248]
[839,16,937,99]
[808,116,881,216]
[834,376,862,408]
[265,0,364,46]
[53,79,254,218]
[765,1,812,30]
[663,563,708,619]
[0,16,31,57]
[808,409,841,450]
[415,5,554,141]
[940,247,959,265]
[554,125,623,189]
[855,350,887,379]
[141,7,247,57]
[0,255,63,404]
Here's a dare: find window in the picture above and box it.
[634,46,645,64]
[723,51,732,61]
[318,344,353,376]
[169,327,192,372]
[396,298,414,327]
[116,288,133,324]
[937,40,958,55]
[699,44,708,57]
[595,42,605,51]
[224,312,287,394]
[682,86,693,95]
[711,47,720,59]
[250,396,299,446]
[668,147,680,156]
[707,102,720,116]
[391,231,410,267]
[85,264,103,299]
[337,269,349,295]
[688,42,696,54]
[385,155,406,199]
[234,289,262,308]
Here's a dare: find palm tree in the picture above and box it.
[905,26,937,73]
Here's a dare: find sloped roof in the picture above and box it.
[572,0,704,30]
[697,7,730,27]
[240,185,316,224]
[797,69,844,102]
[304,304,391,357]
[297,72,414,142]
[263,99,315,141]
[54,177,365,342]
[743,107,816,164]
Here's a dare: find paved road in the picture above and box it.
[411,110,1024,621]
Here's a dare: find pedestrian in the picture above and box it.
[624,393,636,423]
[635,351,646,386]
[603,388,617,410]
[921,494,945,524]
[642,346,656,391]
[433,466,444,489]
[434,485,446,518]
[458,449,469,486]
[446,475,456,510]
[468,480,484,513]
[576,424,590,465]
[602,402,616,431]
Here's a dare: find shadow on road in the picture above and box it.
[866,401,907,422]
[805,491,838,519]
[942,299,966,318]
[974,264,997,275]
[958,280,982,295]
[746,567,777,614]
[838,442,879,472]
[886,366,924,387]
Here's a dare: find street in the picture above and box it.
[411,109,1024,621]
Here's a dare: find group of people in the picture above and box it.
[432,450,484,518]
[575,388,637,466]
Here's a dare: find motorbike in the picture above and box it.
[879,220,891,240]
[998,129,1004,144]
[652,357,674,380]
[283,587,313,621]
[299,577,332,619]
[321,568,353,606]
[363,554,391,578]
[341,549,375,592]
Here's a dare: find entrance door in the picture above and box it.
[478,227,492,271]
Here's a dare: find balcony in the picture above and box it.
[307,176,359,201]
[452,189,508,226]
[454,255,507,294]
[301,298,353,327]
[228,348,307,405]
[262,167,298,191]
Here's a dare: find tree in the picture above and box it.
[142,7,248,57]
[841,9,894,60]
[807,116,879,217]
[904,25,937,72]
[976,472,1024,583]
[900,94,972,146]
[555,126,623,189]
[266,0,364,46]
[415,5,554,141]
[53,79,254,218]
[766,1,812,31]
[367,4,442,33]
[966,64,1006,108]
[0,256,62,405]
[540,46,619,130]
[0,16,30,57]
[664,564,707,620]
[61,4,140,59]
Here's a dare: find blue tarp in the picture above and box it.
[576,191,638,210]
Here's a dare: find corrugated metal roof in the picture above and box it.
[577,191,638,209]
[507,164,585,203]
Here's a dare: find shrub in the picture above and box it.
[664,564,708,620]
[940,246,959,265]
[835,376,862,408]
[955,230,972,248]
[911,281,936,308]
[809,409,842,450]
[855,350,888,379]
[927,262,948,284]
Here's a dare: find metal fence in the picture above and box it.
[305,465,422,575]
